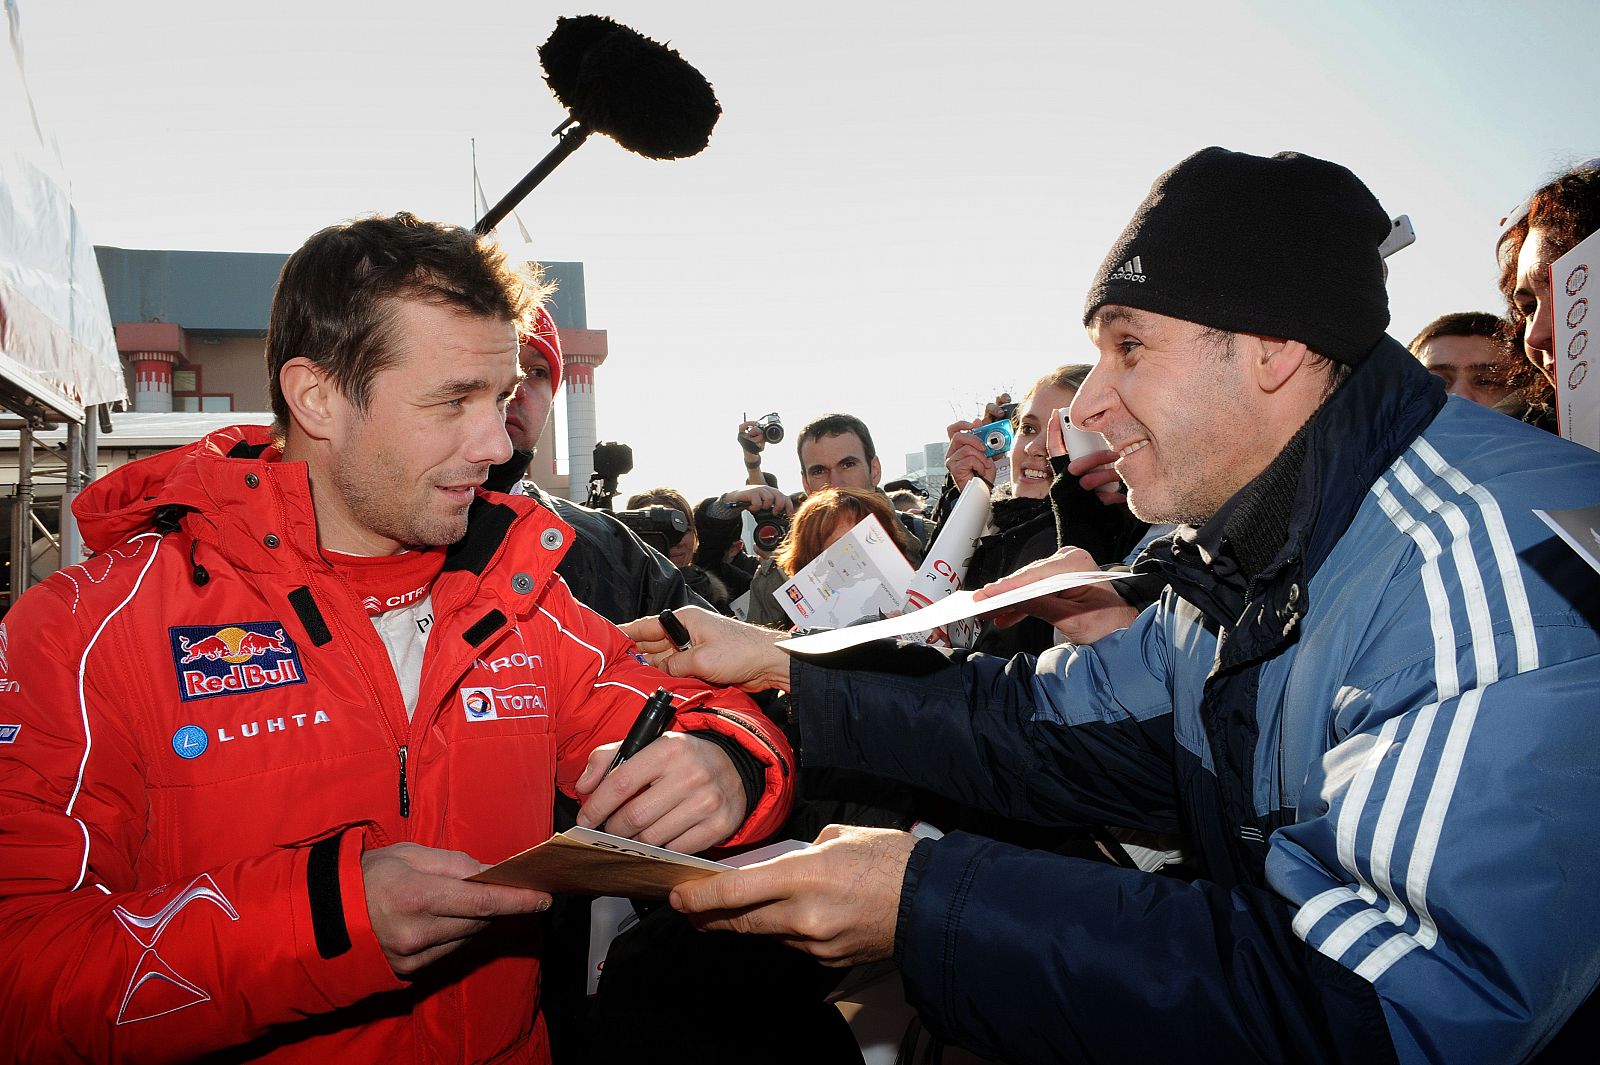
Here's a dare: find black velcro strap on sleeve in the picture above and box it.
[685,728,762,820]
[306,835,352,959]
[288,587,333,646]
[463,610,506,647]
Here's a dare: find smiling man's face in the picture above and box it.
[318,298,521,554]
[1073,306,1262,526]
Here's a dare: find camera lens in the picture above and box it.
[763,423,784,444]
[751,510,789,553]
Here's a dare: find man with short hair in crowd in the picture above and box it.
[794,412,881,494]
[0,212,794,1063]
[1407,310,1526,410]
[626,148,1600,1063]
[796,414,933,547]
[735,412,936,627]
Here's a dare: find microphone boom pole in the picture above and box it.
[474,122,591,235]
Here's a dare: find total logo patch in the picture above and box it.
[0,723,20,744]
[460,684,549,721]
[168,622,307,702]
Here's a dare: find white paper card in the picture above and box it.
[775,514,917,629]
[1551,228,1600,452]
[560,826,731,871]
[1535,504,1600,575]
[778,569,1127,655]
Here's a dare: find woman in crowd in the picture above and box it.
[937,365,1147,659]
[771,486,921,582]
[1497,161,1600,394]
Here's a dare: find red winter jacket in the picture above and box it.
[0,426,794,1062]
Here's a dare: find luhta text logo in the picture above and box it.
[217,709,331,743]
[168,622,308,702]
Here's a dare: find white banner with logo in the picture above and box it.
[1552,228,1599,452]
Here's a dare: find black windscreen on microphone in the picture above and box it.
[474,15,720,233]
[538,14,721,160]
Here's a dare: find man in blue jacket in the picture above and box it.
[624,147,1600,1064]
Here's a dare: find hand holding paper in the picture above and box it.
[622,606,792,692]
[780,562,1126,655]
[669,824,915,967]
[624,560,1132,681]
[775,514,915,630]
[972,546,1140,645]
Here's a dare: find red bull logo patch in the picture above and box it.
[168,622,306,702]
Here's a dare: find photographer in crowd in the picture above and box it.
[626,487,735,615]
[737,413,935,627]
[692,483,797,621]
[737,413,787,488]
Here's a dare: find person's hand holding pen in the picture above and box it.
[572,612,752,854]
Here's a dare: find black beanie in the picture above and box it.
[1082,147,1392,365]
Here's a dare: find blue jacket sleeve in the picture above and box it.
[897,831,1397,1065]
[792,603,1185,833]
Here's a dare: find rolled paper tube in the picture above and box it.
[903,478,993,644]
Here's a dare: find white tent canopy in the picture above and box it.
[0,1,125,422]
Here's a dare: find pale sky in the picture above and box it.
[17,0,1599,504]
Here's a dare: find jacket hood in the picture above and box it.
[73,424,281,554]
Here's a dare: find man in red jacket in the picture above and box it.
[0,212,794,1062]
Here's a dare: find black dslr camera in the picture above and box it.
[750,509,789,554]
[613,506,690,555]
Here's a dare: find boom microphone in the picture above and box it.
[475,15,721,234]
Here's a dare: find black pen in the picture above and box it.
[605,687,676,778]
[659,608,693,651]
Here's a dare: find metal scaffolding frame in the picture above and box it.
[2,389,101,602]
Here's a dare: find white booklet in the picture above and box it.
[1535,504,1600,575]
[775,514,917,629]
[778,568,1127,655]
[1551,228,1600,453]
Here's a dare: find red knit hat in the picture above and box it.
[522,306,562,390]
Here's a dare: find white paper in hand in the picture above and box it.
[774,514,917,629]
[778,569,1127,655]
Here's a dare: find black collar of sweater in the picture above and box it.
[1141,336,1446,649]
[1189,418,1312,603]
[990,493,1052,532]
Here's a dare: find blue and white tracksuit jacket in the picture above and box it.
[792,338,1600,1064]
